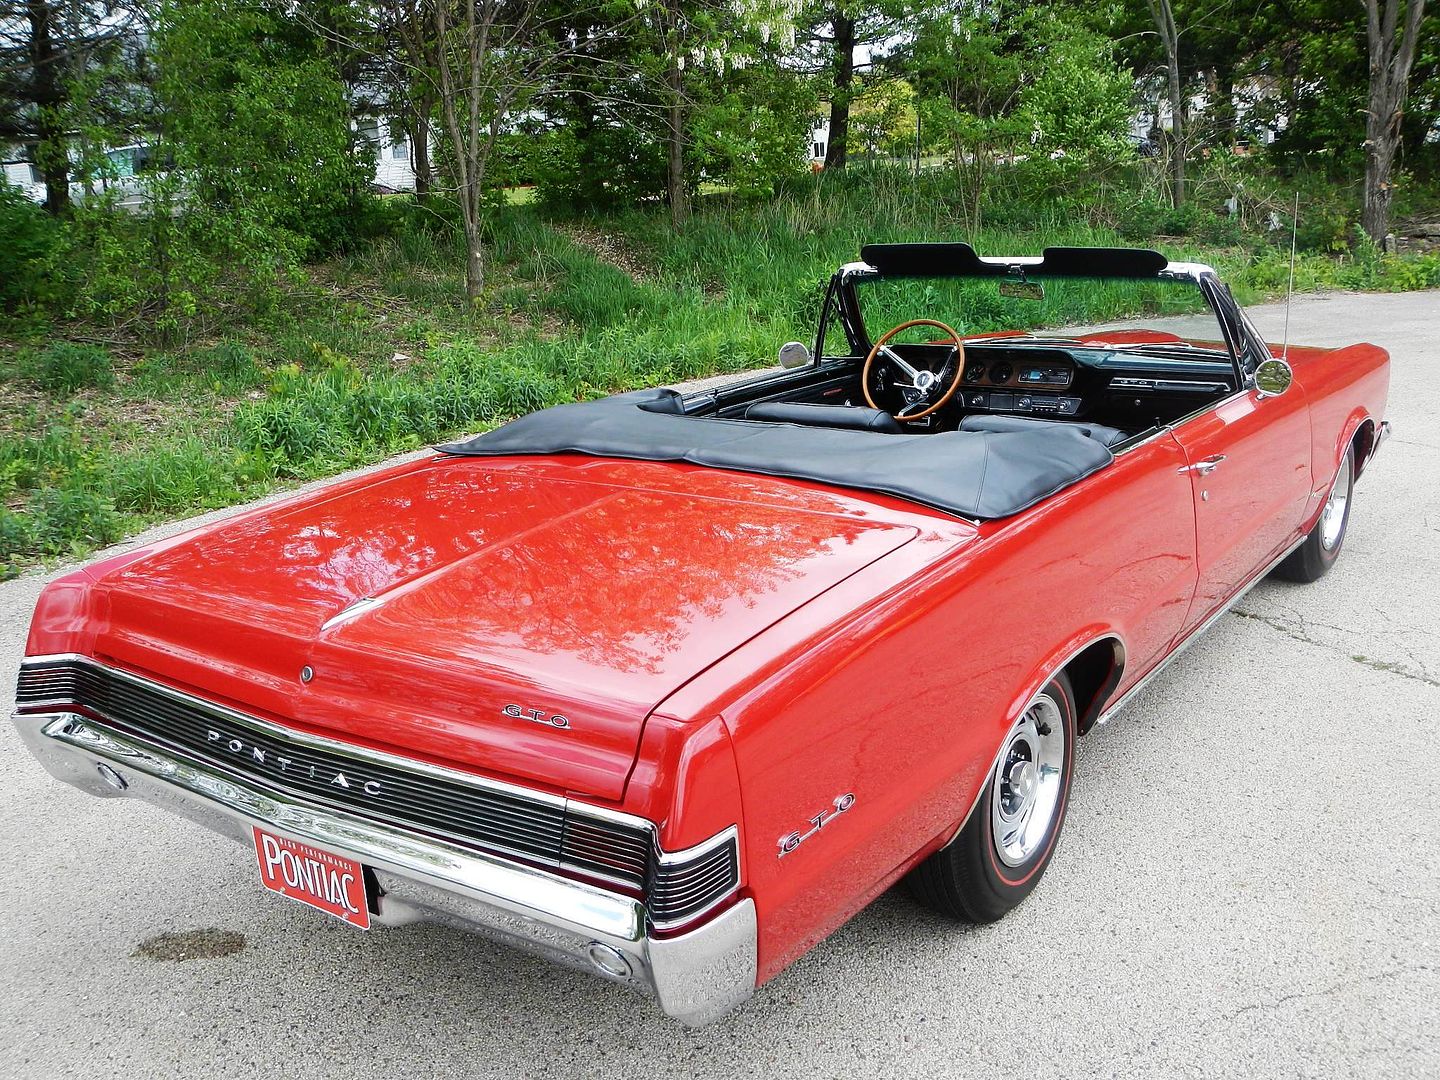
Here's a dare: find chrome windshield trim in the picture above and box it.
[840,258,1218,283]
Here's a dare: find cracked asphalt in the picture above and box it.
[1,290,1436,1079]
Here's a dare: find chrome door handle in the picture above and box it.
[1179,455,1227,476]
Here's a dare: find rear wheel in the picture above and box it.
[907,671,1076,923]
[1275,445,1353,583]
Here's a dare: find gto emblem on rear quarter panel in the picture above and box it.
[502,704,571,729]
[778,793,855,858]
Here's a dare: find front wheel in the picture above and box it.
[1275,445,1354,583]
[906,671,1076,923]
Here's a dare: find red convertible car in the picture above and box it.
[14,245,1389,1024]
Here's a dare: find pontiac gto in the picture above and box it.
[14,244,1390,1025]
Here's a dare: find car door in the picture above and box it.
[1170,382,1312,630]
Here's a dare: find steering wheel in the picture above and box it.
[862,319,966,423]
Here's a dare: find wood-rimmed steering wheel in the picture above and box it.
[861,319,966,423]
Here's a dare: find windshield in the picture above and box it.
[852,274,1228,356]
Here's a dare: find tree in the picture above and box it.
[907,1,1027,230]
[1143,0,1186,205]
[0,1,149,214]
[156,0,371,258]
[908,4,1133,230]
[1361,0,1426,241]
[797,2,903,171]
[637,1,801,228]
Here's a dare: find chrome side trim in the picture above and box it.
[1095,533,1306,726]
[12,709,757,1026]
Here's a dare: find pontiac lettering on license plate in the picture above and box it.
[252,826,370,929]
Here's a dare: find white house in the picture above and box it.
[2,155,45,202]
[355,118,428,193]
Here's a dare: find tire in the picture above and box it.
[906,670,1076,923]
[1274,445,1354,584]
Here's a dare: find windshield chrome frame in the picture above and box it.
[831,257,1244,390]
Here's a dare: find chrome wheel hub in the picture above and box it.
[990,695,1066,868]
[1320,457,1352,551]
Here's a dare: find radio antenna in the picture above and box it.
[1281,191,1299,363]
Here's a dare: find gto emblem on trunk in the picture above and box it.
[502,704,571,730]
[778,793,855,858]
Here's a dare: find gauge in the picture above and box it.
[964,362,987,383]
[989,361,1013,383]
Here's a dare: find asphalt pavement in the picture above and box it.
[1,290,1436,1079]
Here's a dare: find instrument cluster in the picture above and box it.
[960,348,1075,390]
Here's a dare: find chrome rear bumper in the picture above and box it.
[12,710,756,1026]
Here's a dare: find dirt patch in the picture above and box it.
[133,928,247,962]
[559,223,655,283]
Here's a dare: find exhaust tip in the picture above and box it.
[586,942,632,979]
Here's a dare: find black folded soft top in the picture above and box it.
[440,389,1113,521]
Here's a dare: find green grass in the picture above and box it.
[2,177,1438,578]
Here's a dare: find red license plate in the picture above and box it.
[252,826,370,929]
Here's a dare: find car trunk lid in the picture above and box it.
[90,458,919,799]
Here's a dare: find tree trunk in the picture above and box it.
[666,54,689,229]
[1146,0,1185,206]
[1361,0,1427,244]
[411,101,433,205]
[431,0,486,302]
[462,216,484,302]
[1213,62,1236,147]
[26,0,70,215]
[823,13,856,170]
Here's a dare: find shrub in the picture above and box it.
[27,485,125,555]
[18,342,115,394]
[0,181,62,307]
[0,508,35,567]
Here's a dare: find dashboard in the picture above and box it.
[865,342,1236,429]
[957,347,1081,417]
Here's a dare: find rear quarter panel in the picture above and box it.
[1283,341,1390,510]
[655,435,1200,983]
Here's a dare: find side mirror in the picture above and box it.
[778,341,813,369]
[1254,358,1293,398]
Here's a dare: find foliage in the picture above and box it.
[5,177,1439,577]
[16,342,114,394]
[16,0,375,333]
[2,0,1440,576]
[691,60,819,199]
[0,182,61,307]
[153,0,374,263]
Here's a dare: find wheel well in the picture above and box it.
[1066,637,1125,735]
[1351,419,1375,479]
